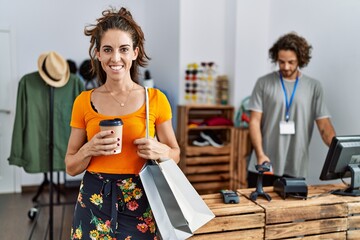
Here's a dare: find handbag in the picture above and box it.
[139,87,215,240]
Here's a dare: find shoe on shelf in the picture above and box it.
[200,130,224,148]
[192,136,210,147]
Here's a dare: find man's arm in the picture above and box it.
[316,117,336,146]
[249,110,270,164]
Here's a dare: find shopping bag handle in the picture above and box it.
[144,87,161,167]
[145,86,149,139]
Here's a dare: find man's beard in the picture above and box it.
[280,68,298,79]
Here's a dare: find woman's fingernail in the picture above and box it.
[117,138,120,141]
[117,143,120,146]
[111,130,114,134]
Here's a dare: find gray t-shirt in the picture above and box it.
[248,71,330,177]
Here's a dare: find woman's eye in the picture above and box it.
[120,48,129,53]
[103,48,111,53]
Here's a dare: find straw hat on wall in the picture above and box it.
[38,51,70,88]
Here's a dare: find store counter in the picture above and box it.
[190,184,360,240]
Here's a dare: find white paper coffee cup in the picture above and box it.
[99,118,123,154]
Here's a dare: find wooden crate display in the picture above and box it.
[177,105,235,194]
[189,191,265,239]
[239,185,348,239]
[346,200,360,239]
[334,188,360,239]
[233,128,252,189]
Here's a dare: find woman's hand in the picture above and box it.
[85,130,121,157]
[65,129,120,176]
[133,137,171,161]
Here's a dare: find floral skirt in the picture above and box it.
[70,171,159,240]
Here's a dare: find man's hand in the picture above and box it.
[256,161,273,175]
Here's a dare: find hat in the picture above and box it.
[38,51,70,88]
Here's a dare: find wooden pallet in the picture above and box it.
[239,184,348,239]
[335,188,360,239]
[190,191,265,239]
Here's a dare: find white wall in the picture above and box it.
[179,0,236,105]
[234,0,271,105]
[142,0,180,127]
[1,0,360,187]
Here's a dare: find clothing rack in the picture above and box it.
[48,86,55,239]
[27,86,75,240]
[31,172,61,203]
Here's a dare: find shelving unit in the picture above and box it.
[177,105,235,194]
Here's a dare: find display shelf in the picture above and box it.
[177,105,235,194]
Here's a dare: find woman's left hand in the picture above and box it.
[134,137,170,161]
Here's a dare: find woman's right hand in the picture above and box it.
[65,128,120,176]
[85,130,121,157]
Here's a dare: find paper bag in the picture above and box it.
[140,159,215,240]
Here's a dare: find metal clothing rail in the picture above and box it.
[31,173,60,203]
[27,86,75,240]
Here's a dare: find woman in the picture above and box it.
[65,7,180,240]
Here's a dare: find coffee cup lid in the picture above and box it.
[99,118,123,126]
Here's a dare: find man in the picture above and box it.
[247,32,336,188]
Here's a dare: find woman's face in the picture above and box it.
[96,29,138,81]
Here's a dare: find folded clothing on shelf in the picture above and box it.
[203,116,233,126]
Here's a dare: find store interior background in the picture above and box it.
[1,0,360,192]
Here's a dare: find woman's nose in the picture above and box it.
[111,52,120,62]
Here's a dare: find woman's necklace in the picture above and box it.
[104,82,135,107]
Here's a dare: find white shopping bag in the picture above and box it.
[140,160,215,240]
[140,87,214,239]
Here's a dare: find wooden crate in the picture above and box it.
[233,128,252,189]
[239,184,348,239]
[334,189,360,239]
[185,144,233,193]
[189,192,265,239]
[177,105,235,194]
[347,200,360,240]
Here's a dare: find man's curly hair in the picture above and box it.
[269,32,312,69]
